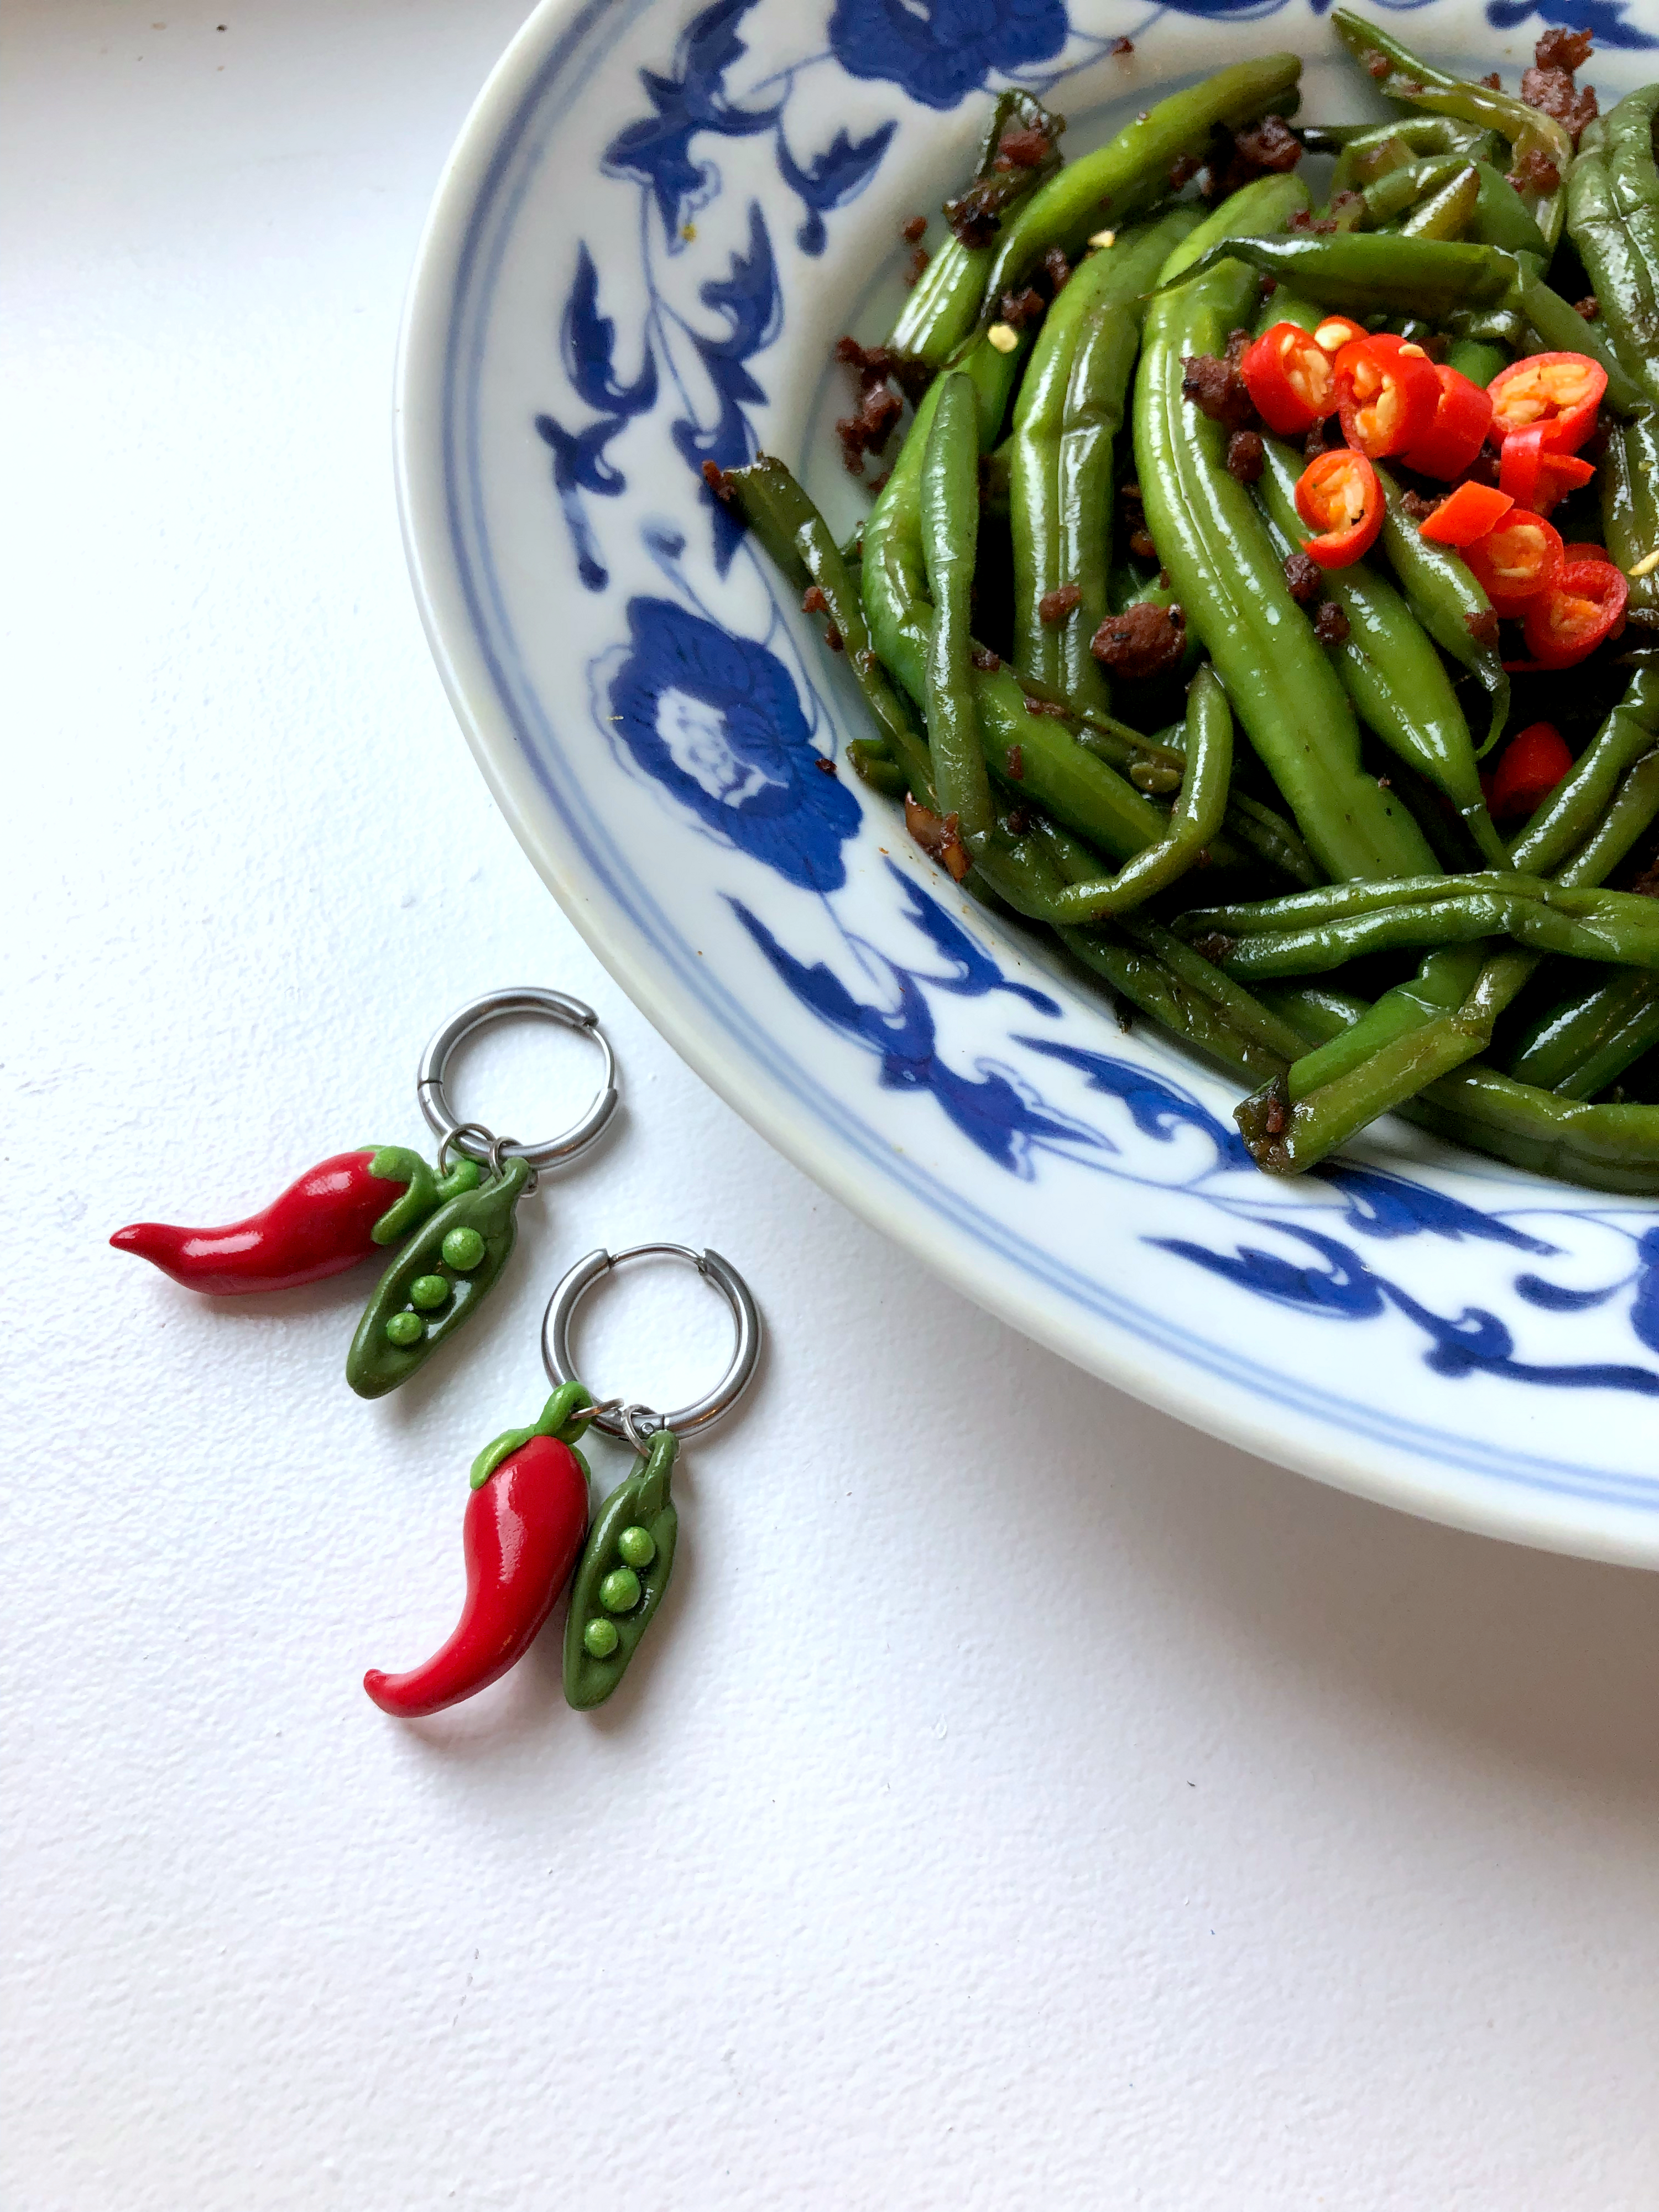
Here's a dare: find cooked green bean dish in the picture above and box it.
[713,14,1659,1193]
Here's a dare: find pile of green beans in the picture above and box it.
[720,18,1659,1194]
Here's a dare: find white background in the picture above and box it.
[5,3,1658,2205]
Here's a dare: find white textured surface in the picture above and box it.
[4,3,1659,2204]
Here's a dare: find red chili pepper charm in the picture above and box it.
[110,1145,472,1295]
[364,1389,592,1719]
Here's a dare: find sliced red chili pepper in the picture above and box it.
[1484,722,1574,821]
[1417,481,1514,547]
[1488,352,1608,454]
[1497,423,1597,518]
[1520,556,1629,669]
[109,1146,448,1295]
[1241,321,1338,435]
[1311,313,1368,357]
[1334,333,1442,460]
[365,1414,590,1719]
[1293,448,1384,568]
[1462,509,1565,611]
[1398,364,1494,481]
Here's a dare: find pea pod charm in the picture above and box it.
[563,1430,679,1709]
[543,1241,762,1713]
[347,1156,533,1398]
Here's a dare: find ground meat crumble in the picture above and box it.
[1225,429,1265,484]
[1091,601,1187,680]
[904,794,971,880]
[1181,346,1256,431]
[1282,551,1323,606]
[832,336,916,474]
[1039,582,1083,625]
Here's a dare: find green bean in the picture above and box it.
[1156,228,1644,414]
[1051,664,1233,917]
[1359,155,1467,229]
[1509,264,1647,417]
[1135,176,1437,883]
[889,90,1064,368]
[977,54,1303,312]
[846,740,907,797]
[864,335,1182,865]
[920,372,993,845]
[1446,337,1507,387]
[1601,84,1659,290]
[1463,161,1550,264]
[1058,925,1290,1081]
[1374,463,1507,755]
[1155,232,1515,320]
[1330,9,1571,251]
[975,676,1177,863]
[1404,1070,1659,1195]
[1399,164,1480,242]
[1252,434,1505,863]
[1552,750,1659,891]
[721,452,935,798]
[1220,788,1323,890]
[1188,872,1553,934]
[1320,116,1499,195]
[1509,666,1659,874]
[1509,970,1659,1098]
[1239,680,1659,1162]
[863,328,1029,705]
[1567,138,1659,410]
[1269,969,1659,1189]
[1200,881,1659,979]
[1008,210,1200,714]
[1600,414,1659,628]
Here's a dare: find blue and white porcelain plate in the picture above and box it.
[397,0,1659,1566]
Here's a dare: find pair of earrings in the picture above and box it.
[112,988,761,1717]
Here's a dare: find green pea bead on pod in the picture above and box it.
[347,987,622,1397]
[348,1156,534,1398]
[542,1243,761,1711]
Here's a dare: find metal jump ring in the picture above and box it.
[417,988,619,1175]
[438,1121,495,1177]
[541,1244,762,1443]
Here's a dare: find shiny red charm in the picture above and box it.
[364,1413,590,1719]
[109,1146,448,1295]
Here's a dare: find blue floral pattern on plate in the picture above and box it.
[400,0,1659,1561]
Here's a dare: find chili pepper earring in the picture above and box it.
[110,987,620,1399]
[363,1243,761,1720]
